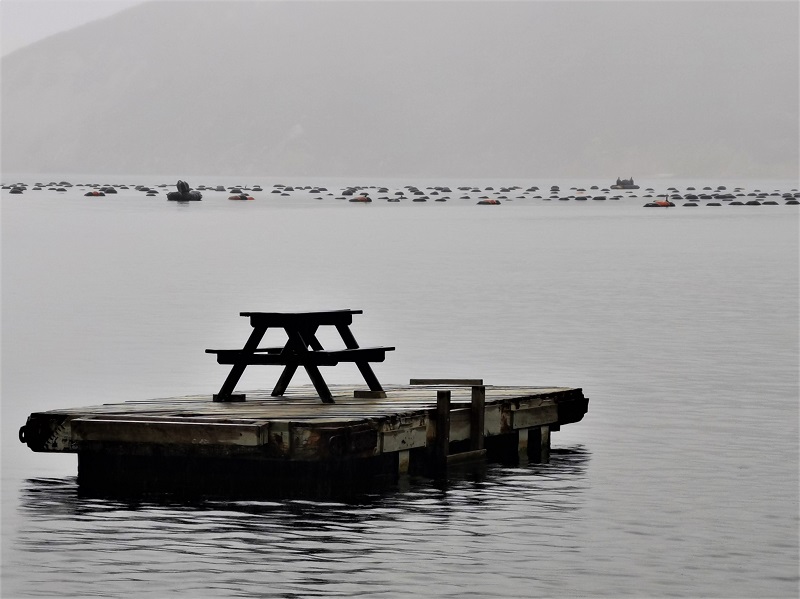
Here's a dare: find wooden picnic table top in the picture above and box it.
[239,309,363,327]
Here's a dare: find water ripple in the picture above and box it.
[7,450,594,598]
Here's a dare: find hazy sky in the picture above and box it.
[3,0,797,178]
[1,0,142,56]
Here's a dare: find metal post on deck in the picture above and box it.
[434,390,451,474]
[470,385,485,451]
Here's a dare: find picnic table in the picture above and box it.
[206,310,394,403]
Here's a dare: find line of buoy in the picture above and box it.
[5,181,800,209]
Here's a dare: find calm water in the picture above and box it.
[2,178,798,598]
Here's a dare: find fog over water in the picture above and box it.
[1,1,798,178]
[0,1,141,56]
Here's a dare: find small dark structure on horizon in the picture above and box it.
[611,177,639,190]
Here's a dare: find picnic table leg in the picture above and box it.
[335,324,385,393]
[272,326,313,396]
[271,364,298,397]
[215,324,268,401]
[273,363,334,403]
[303,365,335,404]
[297,327,335,403]
[272,326,334,403]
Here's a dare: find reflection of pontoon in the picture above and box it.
[611,177,640,190]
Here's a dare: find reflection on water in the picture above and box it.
[10,449,589,598]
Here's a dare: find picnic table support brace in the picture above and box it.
[271,326,335,404]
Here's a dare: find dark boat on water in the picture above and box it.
[611,177,640,190]
[167,180,202,201]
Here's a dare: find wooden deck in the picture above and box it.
[20,383,588,496]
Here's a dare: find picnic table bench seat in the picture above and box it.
[205,346,394,366]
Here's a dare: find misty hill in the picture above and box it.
[2,1,797,179]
